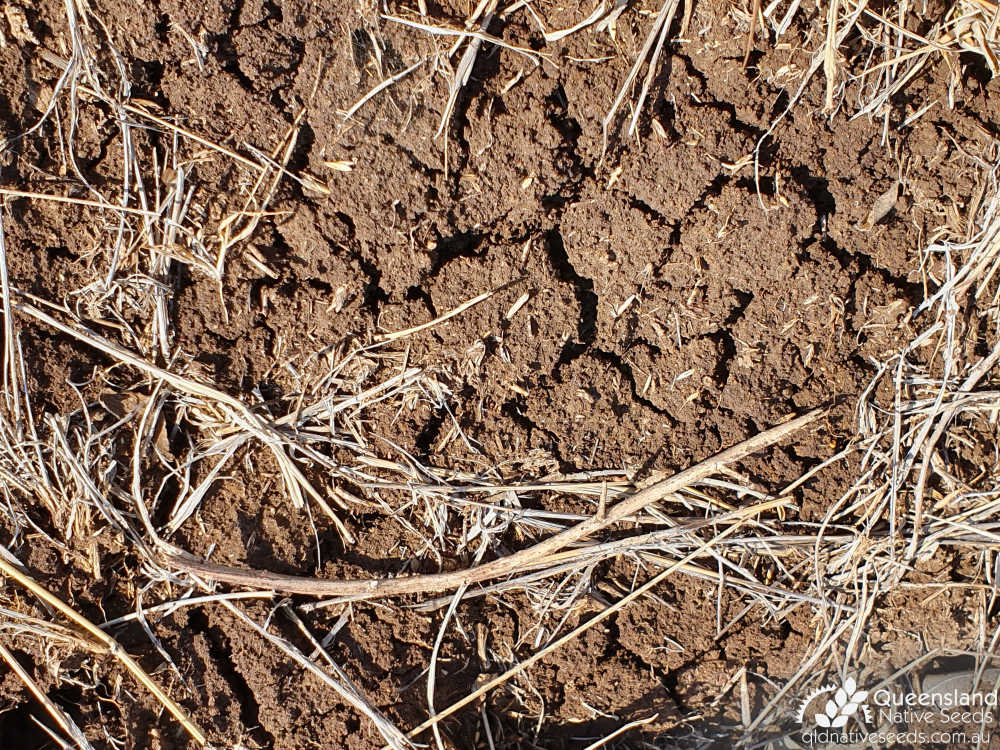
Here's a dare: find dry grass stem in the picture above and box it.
[0,553,206,745]
[395,514,759,747]
[0,641,94,750]
[166,407,824,596]
[374,283,513,343]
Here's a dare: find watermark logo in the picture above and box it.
[796,675,872,728]
[794,672,997,746]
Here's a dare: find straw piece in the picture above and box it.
[167,407,825,597]
[0,642,95,750]
[0,554,207,745]
[395,513,756,746]
[374,283,514,343]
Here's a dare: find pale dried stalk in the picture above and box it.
[167,407,825,597]
[0,554,207,745]
[374,283,510,342]
[0,641,95,750]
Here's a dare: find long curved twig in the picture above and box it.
[166,407,826,598]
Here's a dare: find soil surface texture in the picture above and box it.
[0,0,997,748]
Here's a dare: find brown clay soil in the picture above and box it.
[0,0,998,748]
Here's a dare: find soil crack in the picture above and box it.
[545,228,598,380]
[188,610,276,747]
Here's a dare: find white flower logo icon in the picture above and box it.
[814,676,869,728]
